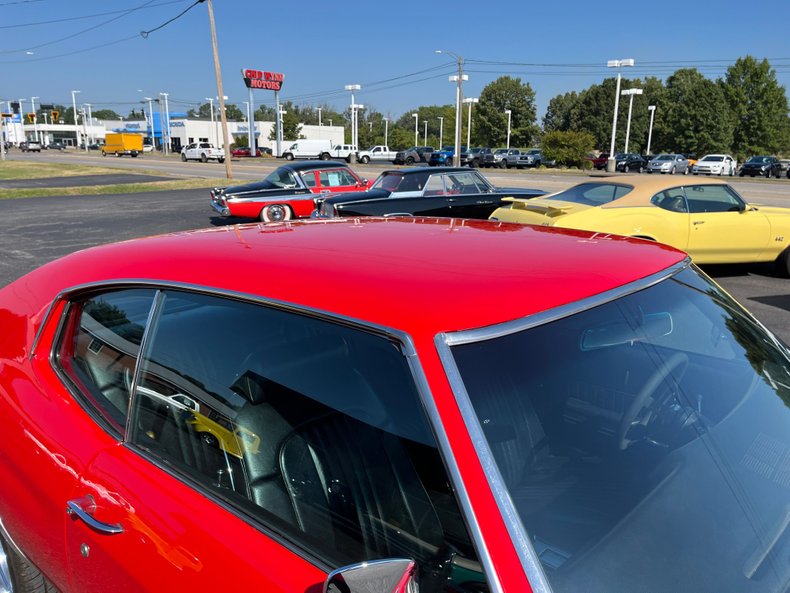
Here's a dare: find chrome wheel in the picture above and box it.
[260,204,291,223]
[0,539,13,593]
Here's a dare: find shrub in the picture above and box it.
[542,130,595,168]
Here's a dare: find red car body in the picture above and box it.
[210,161,372,221]
[1,218,789,593]
[231,147,262,157]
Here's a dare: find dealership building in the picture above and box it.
[4,114,344,154]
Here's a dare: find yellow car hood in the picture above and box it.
[493,198,592,225]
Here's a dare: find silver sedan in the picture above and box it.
[647,153,689,175]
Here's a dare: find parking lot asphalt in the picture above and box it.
[0,173,173,189]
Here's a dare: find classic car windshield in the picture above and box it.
[263,168,299,189]
[371,172,405,192]
[448,266,790,593]
[544,182,633,206]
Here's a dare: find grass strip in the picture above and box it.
[0,177,226,200]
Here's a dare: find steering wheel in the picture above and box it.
[618,352,689,450]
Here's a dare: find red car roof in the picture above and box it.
[16,218,686,337]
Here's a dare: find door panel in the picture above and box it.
[66,446,325,592]
[687,210,770,262]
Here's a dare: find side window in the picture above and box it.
[56,288,156,432]
[424,175,445,196]
[651,188,688,213]
[300,171,317,188]
[447,171,485,194]
[685,184,744,213]
[128,291,485,592]
[318,169,356,187]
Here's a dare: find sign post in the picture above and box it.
[242,68,284,157]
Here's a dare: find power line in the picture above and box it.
[140,0,204,38]
[0,0,188,29]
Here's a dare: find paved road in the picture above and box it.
[0,186,789,346]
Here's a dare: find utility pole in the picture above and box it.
[206,0,233,179]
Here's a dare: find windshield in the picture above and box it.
[263,168,299,188]
[495,149,508,155]
[448,266,790,593]
[655,154,673,161]
[748,157,769,164]
[701,155,724,162]
[371,172,405,192]
[545,182,633,206]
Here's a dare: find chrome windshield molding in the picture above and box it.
[435,258,691,593]
[435,339,552,593]
[30,295,65,361]
[444,258,691,347]
[401,334,503,593]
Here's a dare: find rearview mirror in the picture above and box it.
[325,559,417,593]
[581,312,673,350]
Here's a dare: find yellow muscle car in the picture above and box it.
[490,176,790,274]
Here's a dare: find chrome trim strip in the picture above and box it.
[124,290,165,442]
[445,258,691,346]
[30,297,61,361]
[435,258,691,593]
[401,334,503,593]
[0,516,27,561]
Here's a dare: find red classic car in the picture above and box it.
[230,147,262,157]
[1,218,789,593]
[210,161,372,222]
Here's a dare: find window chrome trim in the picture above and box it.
[435,258,691,593]
[43,278,499,587]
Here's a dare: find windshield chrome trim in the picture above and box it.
[435,258,691,593]
[444,258,690,347]
[42,278,498,589]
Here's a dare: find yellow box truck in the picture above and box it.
[102,133,143,157]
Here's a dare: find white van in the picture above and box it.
[281,139,333,161]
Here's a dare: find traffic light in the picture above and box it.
[51,110,59,121]
[27,112,35,123]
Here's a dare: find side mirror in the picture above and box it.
[325,559,417,593]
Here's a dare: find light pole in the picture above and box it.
[505,109,512,150]
[85,103,93,144]
[142,94,155,147]
[606,58,635,171]
[646,105,656,156]
[160,92,171,155]
[317,107,322,127]
[71,90,80,147]
[30,97,38,141]
[463,97,478,148]
[412,113,418,147]
[621,88,643,154]
[328,119,332,127]
[423,120,428,146]
[437,117,444,148]
[436,50,467,166]
[383,117,389,146]
[205,97,215,146]
[345,84,361,147]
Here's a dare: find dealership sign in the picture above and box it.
[242,69,284,91]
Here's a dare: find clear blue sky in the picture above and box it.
[1,0,787,122]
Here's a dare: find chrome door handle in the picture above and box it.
[66,495,123,535]
[693,220,705,225]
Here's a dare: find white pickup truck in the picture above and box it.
[356,145,398,164]
[181,142,226,163]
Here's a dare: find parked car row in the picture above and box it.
[605,152,790,179]
[210,161,545,222]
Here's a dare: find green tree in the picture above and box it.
[655,68,732,156]
[477,76,539,148]
[541,130,595,168]
[92,109,121,120]
[543,91,580,132]
[269,102,302,140]
[722,56,790,159]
